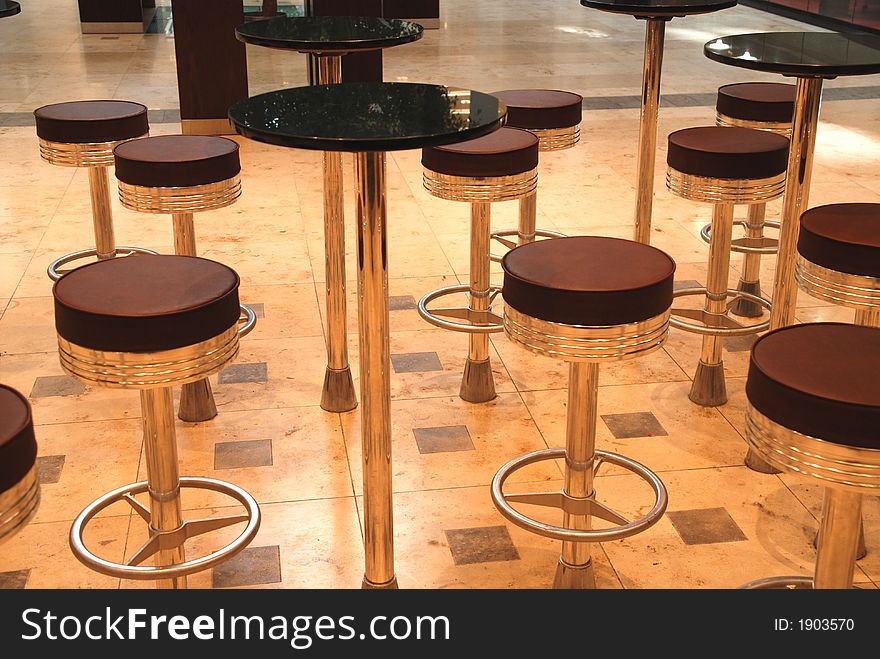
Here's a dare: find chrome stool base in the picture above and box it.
[460,358,496,403]
[744,447,781,474]
[689,360,727,407]
[554,557,596,590]
[178,379,218,423]
[321,366,358,413]
[362,575,400,590]
[731,279,763,318]
[47,246,159,282]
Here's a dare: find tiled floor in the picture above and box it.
[0,0,879,590]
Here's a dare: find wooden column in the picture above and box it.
[170,0,247,135]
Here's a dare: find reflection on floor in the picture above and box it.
[0,0,878,589]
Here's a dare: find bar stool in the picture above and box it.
[708,82,795,317]
[491,236,672,588]
[114,135,245,422]
[0,385,40,543]
[741,323,880,589]
[488,89,581,259]
[666,126,789,406]
[34,100,157,281]
[55,254,260,589]
[419,127,539,403]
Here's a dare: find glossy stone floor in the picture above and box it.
[1,1,879,589]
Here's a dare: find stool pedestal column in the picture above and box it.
[731,203,766,318]
[172,212,219,422]
[140,388,188,590]
[461,201,496,403]
[815,489,862,589]
[88,166,116,261]
[318,54,357,413]
[554,361,598,589]
[517,191,538,245]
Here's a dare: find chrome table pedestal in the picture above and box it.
[230,82,505,588]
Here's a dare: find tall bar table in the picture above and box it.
[229,83,505,588]
[580,0,736,244]
[0,1,20,18]
[236,17,424,413]
[704,32,880,472]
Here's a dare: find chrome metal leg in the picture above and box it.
[172,212,218,422]
[317,55,357,413]
[690,203,733,407]
[814,488,862,589]
[731,203,766,318]
[460,201,497,403]
[517,190,537,245]
[633,18,666,245]
[140,387,187,590]
[769,77,823,330]
[554,361,599,589]
[88,166,116,260]
[354,151,397,590]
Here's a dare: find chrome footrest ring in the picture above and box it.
[70,476,261,580]
[489,228,567,263]
[670,287,771,336]
[418,284,504,333]
[738,576,814,590]
[47,246,160,281]
[700,220,781,255]
[238,304,257,337]
[491,447,668,543]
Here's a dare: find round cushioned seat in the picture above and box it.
[502,236,675,326]
[717,82,796,123]
[114,135,241,188]
[422,127,539,178]
[798,203,880,278]
[490,90,583,130]
[34,100,149,145]
[746,323,880,448]
[667,126,790,180]
[54,255,241,353]
[0,385,37,494]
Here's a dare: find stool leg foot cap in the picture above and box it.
[460,358,496,403]
[689,361,727,407]
[320,366,358,413]
[553,559,596,589]
[744,447,782,474]
[178,379,217,422]
[731,280,764,318]
[362,575,399,589]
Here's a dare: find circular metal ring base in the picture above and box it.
[796,256,880,311]
[491,447,668,543]
[669,287,771,336]
[47,246,160,282]
[423,168,538,203]
[530,125,581,152]
[39,135,148,168]
[418,284,504,334]
[69,476,261,581]
[715,112,793,136]
[119,176,242,214]
[489,228,567,263]
[738,576,814,589]
[0,466,40,545]
[700,219,781,255]
[666,167,785,204]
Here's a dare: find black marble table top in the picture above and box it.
[0,1,21,19]
[229,83,506,152]
[235,16,423,53]
[705,32,880,78]
[581,0,735,18]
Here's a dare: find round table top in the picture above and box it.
[229,83,507,152]
[580,0,736,19]
[0,1,21,18]
[705,32,880,78]
[235,16,423,53]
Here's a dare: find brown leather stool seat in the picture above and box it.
[114,135,241,188]
[422,127,539,178]
[34,101,149,144]
[491,90,583,130]
[667,126,789,180]
[502,236,675,326]
[54,254,242,353]
[798,203,880,278]
[0,385,37,495]
[746,323,880,448]
[717,82,796,124]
